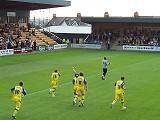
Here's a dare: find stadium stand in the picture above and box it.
[81,12,160,49]
[0,0,70,50]
[0,23,57,50]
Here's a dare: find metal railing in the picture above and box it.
[42,31,63,44]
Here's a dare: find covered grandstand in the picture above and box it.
[81,15,160,50]
[0,0,71,54]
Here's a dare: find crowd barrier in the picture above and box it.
[0,48,33,56]
[0,49,14,56]
[38,44,68,51]
[123,45,160,52]
[0,44,68,56]
[4,44,159,57]
[71,44,101,49]
[14,48,33,54]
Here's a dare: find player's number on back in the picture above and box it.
[15,90,20,95]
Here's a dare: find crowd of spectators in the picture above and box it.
[85,29,160,47]
[0,23,36,50]
[2,24,160,50]
[117,30,160,46]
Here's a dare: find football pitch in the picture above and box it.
[0,49,160,120]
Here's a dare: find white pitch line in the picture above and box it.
[27,82,71,96]
[27,89,48,96]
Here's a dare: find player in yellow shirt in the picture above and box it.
[11,81,26,120]
[72,67,79,105]
[76,72,87,107]
[111,76,126,110]
[49,69,60,97]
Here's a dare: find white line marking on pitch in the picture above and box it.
[27,82,71,96]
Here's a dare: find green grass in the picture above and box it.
[0,49,160,120]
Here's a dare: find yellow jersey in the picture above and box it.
[51,72,60,81]
[77,76,87,87]
[73,77,78,86]
[72,77,78,91]
[12,86,23,101]
[115,80,125,94]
